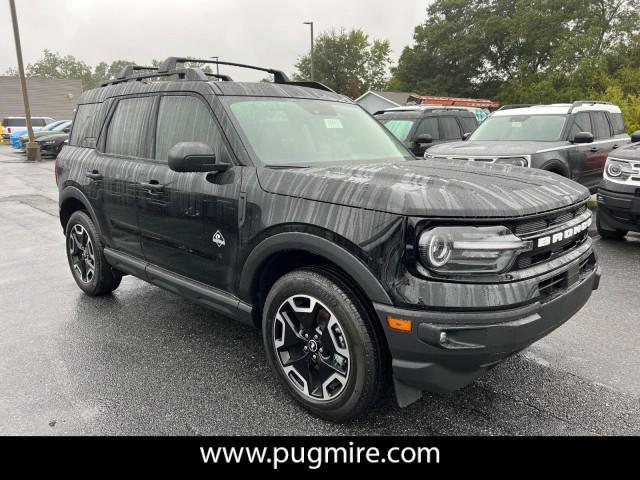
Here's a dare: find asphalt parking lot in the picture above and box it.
[0,144,638,435]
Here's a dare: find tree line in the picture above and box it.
[6,1,640,129]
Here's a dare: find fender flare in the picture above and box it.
[540,158,570,178]
[238,232,393,305]
[59,186,101,234]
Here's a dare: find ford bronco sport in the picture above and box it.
[425,102,631,193]
[597,132,640,239]
[57,58,601,421]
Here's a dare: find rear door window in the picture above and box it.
[104,97,154,157]
[609,112,625,135]
[439,116,462,140]
[590,111,612,139]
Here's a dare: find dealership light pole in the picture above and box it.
[9,0,41,162]
[303,21,314,81]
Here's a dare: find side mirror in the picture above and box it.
[462,132,472,141]
[168,142,228,173]
[573,131,594,144]
[631,130,640,143]
[63,127,70,133]
[414,133,433,144]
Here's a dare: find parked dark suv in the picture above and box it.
[425,102,630,192]
[57,58,601,421]
[375,106,478,157]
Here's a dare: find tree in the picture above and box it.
[392,0,640,105]
[293,29,392,97]
[25,50,95,89]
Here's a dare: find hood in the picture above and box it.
[611,142,640,161]
[256,159,589,218]
[36,133,68,143]
[427,140,568,157]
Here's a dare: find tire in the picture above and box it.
[262,268,386,422]
[65,210,122,296]
[596,215,627,240]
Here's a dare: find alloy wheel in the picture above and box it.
[68,224,95,284]
[273,295,351,401]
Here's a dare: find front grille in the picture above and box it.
[512,202,590,270]
[514,204,586,236]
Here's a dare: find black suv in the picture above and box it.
[57,58,601,421]
[426,102,631,192]
[375,106,478,157]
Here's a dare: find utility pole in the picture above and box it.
[9,0,41,162]
[210,56,220,75]
[303,21,314,81]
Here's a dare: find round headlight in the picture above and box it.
[606,161,622,177]
[425,232,452,267]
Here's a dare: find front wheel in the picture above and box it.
[262,268,386,422]
[65,210,122,296]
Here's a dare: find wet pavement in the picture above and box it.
[0,145,638,435]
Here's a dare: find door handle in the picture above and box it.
[85,170,103,180]
[140,181,164,193]
[612,144,619,149]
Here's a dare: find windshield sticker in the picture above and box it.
[324,118,343,129]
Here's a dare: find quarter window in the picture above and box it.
[154,95,226,162]
[590,111,612,139]
[439,117,461,140]
[105,97,154,157]
[70,103,100,147]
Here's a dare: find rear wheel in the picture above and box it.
[262,268,385,422]
[65,210,122,296]
[596,215,627,240]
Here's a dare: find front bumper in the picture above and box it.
[597,179,640,232]
[374,250,600,404]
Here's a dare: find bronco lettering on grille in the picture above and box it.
[536,217,592,248]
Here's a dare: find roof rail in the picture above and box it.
[99,57,335,93]
[567,100,611,114]
[496,104,539,111]
[158,57,290,83]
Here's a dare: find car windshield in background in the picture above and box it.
[470,114,567,141]
[379,119,415,141]
[224,97,414,166]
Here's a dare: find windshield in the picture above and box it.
[470,114,567,141]
[224,97,414,166]
[379,119,415,141]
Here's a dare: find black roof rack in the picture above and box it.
[158,57,290,83]
[116,65,157,79]
[496,104,539,111]
[567,100,611,114]
[100,58,335,93]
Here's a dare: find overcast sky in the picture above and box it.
[1,0,429,82]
